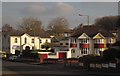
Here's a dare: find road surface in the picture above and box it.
[2,60,120,76]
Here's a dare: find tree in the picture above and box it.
[2,24,15,34]
[47,17,70,36]
[95,16,119,31]
[103,48,120,61]
[17,17,43,35]
[22,46,31,57]
[102,48,117,62]
[41,41,51,51]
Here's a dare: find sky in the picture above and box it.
[1,0,120,2]
[1,2,119,29]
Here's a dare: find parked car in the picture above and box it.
[7,55,22,62]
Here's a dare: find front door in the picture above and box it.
[59,52,66,59]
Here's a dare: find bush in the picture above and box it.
[79,55,101,63]
[102,48,118,62]
[15,50,20,56]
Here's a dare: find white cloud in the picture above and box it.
[56,2,74,14]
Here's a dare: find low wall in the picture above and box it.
[43,58,79,64]
[79,62,120,72]
[48,55,58,59]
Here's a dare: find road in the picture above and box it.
[2,60,120,76]
[2,60,85,76]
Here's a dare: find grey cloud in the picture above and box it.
[20,4,47,16]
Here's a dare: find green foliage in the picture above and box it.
[22,50,31,57]
[41,45,50,50]
[41,42,51,51]
[22,50,38,58]
[15,50,20,56]
[79,55,101,62]
[95,16,119,31]
[102,48,120,62]
[41,42,50,51]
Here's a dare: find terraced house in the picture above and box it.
[68,25,116,58]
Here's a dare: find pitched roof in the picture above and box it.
[71,25,114,38]
[10,30,51,38]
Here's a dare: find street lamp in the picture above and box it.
[79,14,89,25]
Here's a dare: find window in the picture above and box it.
[60,43,63,45]
[66,43,68,45]
[81,48,88,54]
[81,50,83,54]
[96,39,104,44]
[32,47,34,49]
[71,49,75,53]
[31,39,34,43]
[79,39,82,43]
[100,39,103,43]
[109,39,111,43]
[71,38,77,43]
[39,39,42,43]
[74,39,77,43]
[84,39,87,43]
[25,37,27,43]
[95,48,100,55]
[97,39,100,43]
[109,39,113,44]
[81,39,89,43]
[46,40,48,42]
[15,38,17,43]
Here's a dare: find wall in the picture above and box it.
[10,36,20,54]
[89,39,94,55]
[48,52,58,59]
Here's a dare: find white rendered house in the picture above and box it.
[10,33,51,54]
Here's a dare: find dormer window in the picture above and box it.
[80,39,89,43]
[95,39,104,44]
